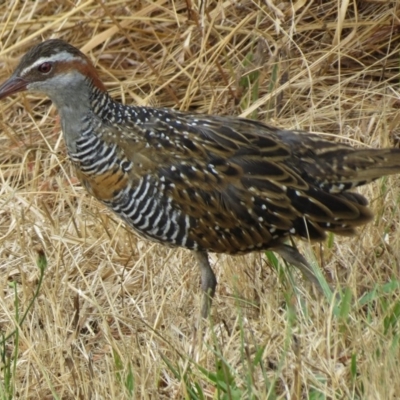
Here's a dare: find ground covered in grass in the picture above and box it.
[0,0,399,398]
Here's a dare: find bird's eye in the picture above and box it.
[37,62,52,74]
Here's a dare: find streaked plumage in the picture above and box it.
[1,39,400,316]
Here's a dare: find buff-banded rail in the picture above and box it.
[1,39,400,317]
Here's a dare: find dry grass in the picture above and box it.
[0,0,400,398]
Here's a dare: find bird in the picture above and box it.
[1,39,400,318]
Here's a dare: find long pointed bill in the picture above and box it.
[0,76,28,99]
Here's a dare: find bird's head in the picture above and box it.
[0,39,106,103]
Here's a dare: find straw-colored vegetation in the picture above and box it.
[0,0,399,398]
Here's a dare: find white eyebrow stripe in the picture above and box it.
[19,51,85,76]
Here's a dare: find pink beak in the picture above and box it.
[0,76,28,99]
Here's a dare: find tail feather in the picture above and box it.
[301,148,400,192]
[341,149,400,183]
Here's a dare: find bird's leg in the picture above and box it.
[272,244,331,296]
[195,251,217,318]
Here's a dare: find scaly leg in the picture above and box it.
[195,251,217,318]
[273,244,336,298]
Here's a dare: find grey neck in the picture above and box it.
[46,77,96,153]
